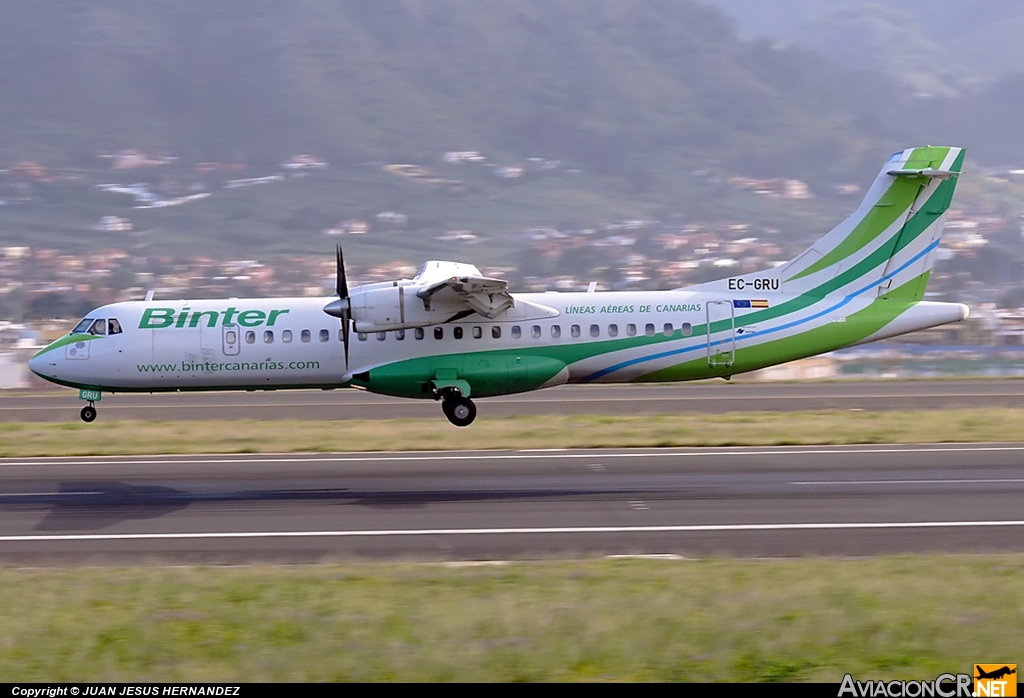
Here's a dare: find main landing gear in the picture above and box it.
[80,403,97,423]
[439,392,477,427]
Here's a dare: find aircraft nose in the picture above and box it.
[28,348,54,378]
[27,352,44,376]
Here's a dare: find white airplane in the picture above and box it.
[30,146,969,426]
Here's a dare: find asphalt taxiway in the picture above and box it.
[3,379,1024,422]
[2,444,1022,563]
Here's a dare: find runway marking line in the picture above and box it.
[794,478,1024,486]
[0,390,1007,407]
[3,520,1024,543]
[0,492,103,498]
[6,443,1024,467]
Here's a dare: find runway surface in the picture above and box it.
[2,444,1023,563]
[3,379,1024,422]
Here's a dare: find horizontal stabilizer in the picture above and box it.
[886,168,958,180]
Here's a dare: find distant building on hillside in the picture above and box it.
[376,211,408,226]
[282,154,327,169]
[96,216,132,233]
[443,151,485,164]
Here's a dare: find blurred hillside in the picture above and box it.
[0,0,925,183]
[3,1,1024,295]
[707,0,1024,92]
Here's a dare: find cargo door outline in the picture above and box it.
[706,300,735,366]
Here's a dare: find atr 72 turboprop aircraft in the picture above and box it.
[30,146,969,426]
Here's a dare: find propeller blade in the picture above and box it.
[321,301,351,369]
[341,314,350,367]
[330,244,351,369]
[336,244,349,299]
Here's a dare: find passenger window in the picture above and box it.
[454,326,463,339]
[415,327,425,340]
[571,325,581,338]
[608,324,618,338]
[434,327,444,340]
[301,329,311,343]
[282,330,292,343]
[512,326,522,339]
[357,332,368,341]
[681,322,693,337]
[626,323,636,337]
[491,326,501,339]
[473,326,482,339]
[531,325,541,338]
[225,330,237,344]
[319,329,329,342]
[376,332,386,341]
[88,319,107,336]
[590,324,600,338]
[264,330,273,343]
[645,323,656,337]
[663,323,673,337]
[108,318,123,335]
[551,325,561,338]
[245,331,256,344]
[396,329,406,340]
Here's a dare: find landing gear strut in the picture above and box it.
[440,393,477,427]
[80,403,97,423]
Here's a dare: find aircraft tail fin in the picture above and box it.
[689,146,965,302]
[781,146,964,300]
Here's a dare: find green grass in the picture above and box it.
[3,408,1024,457]
[0,557,1020,681]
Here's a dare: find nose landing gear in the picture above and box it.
[80,403,97,423]
[77,389,102,423]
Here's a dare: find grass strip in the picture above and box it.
[0,556,1021,681]
[1,409,1024,457]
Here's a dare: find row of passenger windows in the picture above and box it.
[226,321,697,346]
[357,322,694,341]
[226,328,334,345]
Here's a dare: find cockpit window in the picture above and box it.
[108,318,123,335]
[72,318,94,334]
[87,319,107,336]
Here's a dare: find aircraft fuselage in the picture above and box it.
[30,289,966,398]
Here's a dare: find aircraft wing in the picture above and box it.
[416,275,514,318]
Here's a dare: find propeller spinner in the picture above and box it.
[323,245,351,367]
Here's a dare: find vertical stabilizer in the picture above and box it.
[781,146,964,299]
[688,147,964,302]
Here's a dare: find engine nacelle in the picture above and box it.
[349,284,445,332]
[325,261,560,332]
[346,283,558,332]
